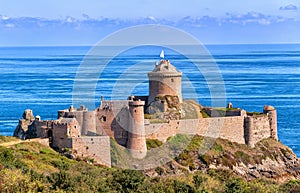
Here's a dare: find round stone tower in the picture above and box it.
[82,111,96,136]
[147,60,182,105]
[263,105,278,140]
[126,100,147,159]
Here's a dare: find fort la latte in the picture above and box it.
[14,56,277,167]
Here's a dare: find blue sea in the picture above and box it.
[0,44,300,156]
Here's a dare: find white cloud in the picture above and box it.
[1,15,10,20]
[65,16,76,23]
[279,4,298,11]
[5,23,14,28]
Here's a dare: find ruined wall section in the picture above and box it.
[52,123,68,150]
[70,136,111,167]
[52,118,81,150]
[35,120,54,138]
[96,100,129,146]
[245,115,271,147]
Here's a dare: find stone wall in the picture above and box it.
[52,123,68,150]
[146,116,246,144]
[35,120,53,138]
[70,136,111,167]
[245,115,271,147]
[199,116,246,144]
[96,100,130,146]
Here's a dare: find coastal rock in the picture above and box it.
[13,109,37,139]
[147,136,300,183]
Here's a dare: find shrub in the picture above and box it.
[146,139,163,150]
[48,171,75,191]
[214,144,223,152]
[280,180,300,193]
[0,147,28,170]
[51,159,71,170]
[155,167,164,175]
[225,178,250,193]
[110,169,145,192]
[173,179,196,193]
[193,175,207,189]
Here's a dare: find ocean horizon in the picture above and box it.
[1,44,300,155]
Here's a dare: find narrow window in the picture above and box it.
[102,116,106,122]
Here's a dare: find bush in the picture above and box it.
[48,171,75,191]
[110,169,145,192]
[51,159,71,170]
[193,174,207,189]
[226,178,250,193]
[280,180,300,193]
[0,147,28,170]
[173,179,196,193]
[214,144,223,152]
[146,139,163,150]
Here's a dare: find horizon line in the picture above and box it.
[1,42,300,48]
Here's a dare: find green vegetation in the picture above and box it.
[214,107,239,111]
[200,110,210,118]
[0,135,299,192]
[0,136,18,143]
[146,138,163,150]
[247,112,263,116]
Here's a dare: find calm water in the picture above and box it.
[0,44,300,155]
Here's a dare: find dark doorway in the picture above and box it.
[47,130,53,147]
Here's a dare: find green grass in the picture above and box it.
[247,112,264,116]
[0,135,19,143]
[200,110,210,118]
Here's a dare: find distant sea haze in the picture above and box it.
[0,44,299,155]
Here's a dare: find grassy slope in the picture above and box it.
[1,136,300,192]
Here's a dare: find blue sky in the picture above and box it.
[0,0,300,45]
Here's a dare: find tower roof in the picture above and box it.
[152,60,180,73]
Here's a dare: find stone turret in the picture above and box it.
[148,60,182,105]
[126,99,147,159]
[82,111,96,136]
[264,105,278,140]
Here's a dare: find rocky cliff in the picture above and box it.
[145,136,300,183]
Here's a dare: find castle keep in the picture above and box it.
[14,58,278,167]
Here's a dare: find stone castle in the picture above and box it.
[14,59,278,167]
